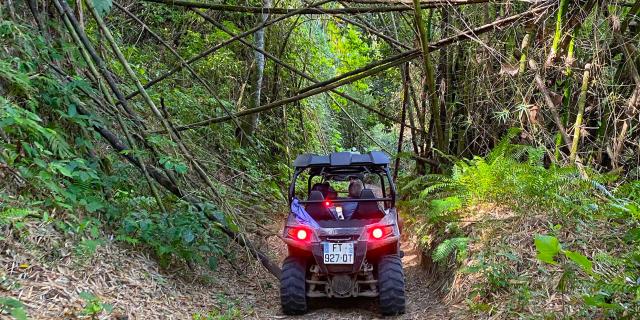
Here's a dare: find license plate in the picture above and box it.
[322,242,354,264]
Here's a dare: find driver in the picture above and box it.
[341,179,363,220]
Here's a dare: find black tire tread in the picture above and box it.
[378,254,406,316]
[280,256,307,315]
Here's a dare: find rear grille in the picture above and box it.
[321,235,359,242]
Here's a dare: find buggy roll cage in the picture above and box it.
[288,151,396,208]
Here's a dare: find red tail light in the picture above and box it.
[296,229,308,240]
[369,225,393,240]
[287,226,311,241]
[324,200,331,207]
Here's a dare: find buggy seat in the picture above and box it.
[305,190,334,221]
[351,189,385,220]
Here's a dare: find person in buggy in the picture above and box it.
[340,178,363,220]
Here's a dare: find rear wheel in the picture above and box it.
[280,256,307,315]
[378,254,405,316]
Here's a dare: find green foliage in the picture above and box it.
[0,297,28,320]
[1,18,230,274]
[192,295,243,320]
[114,199,228,269]
[79,291,113,318]
[91,0,113,17]
[535,234,639,316]
[402,128,610,216]
[535,234,595,275]
[403,129,640,317]
[432,237,469,263]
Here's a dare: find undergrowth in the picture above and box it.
[401,128,640,318]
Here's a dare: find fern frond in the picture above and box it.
[432,237,469,263]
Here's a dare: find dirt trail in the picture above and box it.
[2,207,453,319]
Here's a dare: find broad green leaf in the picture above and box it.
[85,201,104,213]
[79,291,95,301]
[564,250,594,276]
[534,234,561,265]
[11,307,27,320]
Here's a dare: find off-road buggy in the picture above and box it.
[280,151,405,316]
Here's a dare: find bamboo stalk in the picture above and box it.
[569,64,591,163]
[53,0,168,214]
[163,51,419,132]
[132,2,550,103]
[53,0,141,122]
[394,63,410,182]
[519,28,534,74]
[413,0,442,151]
[84,0,282,278]
[113,2,261,150]
[551,0,569,57]
[534,72,572,146]
[85,0,220,201]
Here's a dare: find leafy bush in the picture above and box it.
[0,19,230,272]
[402,128,640,317]
[535,234,640,317]
[402,128,614,216]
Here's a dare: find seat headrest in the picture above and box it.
[309,190,325,201]
[359,189,376,199]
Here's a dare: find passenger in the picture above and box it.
[341,179,363,220]
[323,182,337,200]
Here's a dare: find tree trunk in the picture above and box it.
[246,0,272,138]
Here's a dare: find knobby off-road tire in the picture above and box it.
[378,254,406,316]
[280,256,307,315]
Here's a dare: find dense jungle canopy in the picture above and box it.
[1,0,640,318]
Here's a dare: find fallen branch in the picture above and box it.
[162,50,420,132]
[190,8,423,132]
[534,71,572,146]
[143,0,490,14]
[160,3,552,133]
[126,0,333,101]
